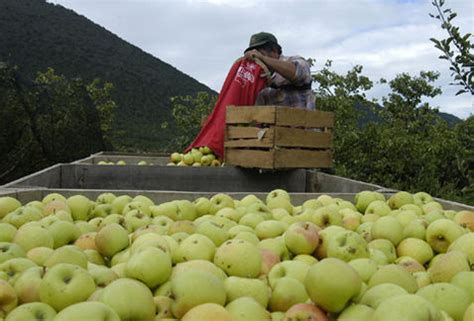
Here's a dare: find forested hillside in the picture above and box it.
[0,0,215,151]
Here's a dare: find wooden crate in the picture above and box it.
[224,106,334,169]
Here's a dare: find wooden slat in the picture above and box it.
[226,126,275,140]
[274,127,332,148]
[274,149,333,168]
[226,106,276,124]
[275,108,334,128]
[224,139,274,148]
[224,149,274,168]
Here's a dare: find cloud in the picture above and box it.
[48,0,473,118]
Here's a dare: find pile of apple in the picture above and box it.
[97,160,151,166]
[167,146,222,167]
[0,190,472,321]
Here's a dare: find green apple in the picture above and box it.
[422,201,444,214]
[413,271,432,289]
[214,239,261,278]
[368,264,418,293]
[99,278,155,321]
[448,233,474,265]
[371,294,441,321]
[0,243,25,264]
[453,211,474,231]
[54,301,120,321]
[269,277,308,312]
[337,304,374,321]
[255,220,287,240]
[365,200,391,216]
[95,223,129,258]
[239,213,265,229]
[45,220,81,248]
[0,279,17,316]
[451,271,474,302]
[292,254,318,266]
[283,222,319,255]
[0,258,36,283]
[193,197,212,216]
[13,225,54,251]
[3,206,42,228]
[354,191,379,213]
[39,263,96,311]
[224,276,269,307]
[268,260,310,288]
[349,258,378,283]
[26,247,53,266]
[110,195,132,214]
[356,222,373,242]
[195,220,229,246]
[233,231,259,245]
[266,189,291,204]
[266,197,293,215]
[311,205,342,228]
[396,210,419,227]
[171,270,226,318]
[175,234,216,263]
[181,303,232,321]
[260,248,281,275]
[359,283,408,309]
[239,194,262,207]
[13,266,44,303]
[0,197,22,220]
[305,258,361,313]
[371,216,403,246]
[209,194,235,215]
[226,297,271,321]
[341,210,362,231]
[96,192,116,205]
[125,247,171,288]
[464,303,474,321]
[403,218,427,239]
[429,251,470,283]
[4,302,56,321]
[172,260,227,281]
[368,239,397,263]
[42,193,66,205]
[0,224,16,243]
[44,245,88,269]
[43,200,70,217]
[327,230,369,262]
[313,225,346,259]
[426,219,465,253]
[66,195,93,221]
[413,192,433,205]
[74,232,97,251]
[397,238,433,265]
[417,283,471,321]
[387,191,414,209]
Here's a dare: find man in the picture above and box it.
[244,32,315,110]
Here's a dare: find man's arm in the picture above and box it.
[244,49,297,82]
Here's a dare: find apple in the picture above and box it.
[368,264,418,293]
[239,213,265,229]
[359,283,408,309]
[42,193,66,205]
[453,211,474,231]
[13,266,44,303]
[3,302,56,321]
[267,197,293,215]
[269,277,308,312]
[426,219,465,253]
[0,243,25,264]
[44,245,88,269]
[356,222,373,242]
[181,303,232,321]
[371,294,441,321]
[354,191,379,213]
[349,258,378,283]
[87,264,119,287]
[305,258,361,313]
[95,223,129,258]
[200,155,212,166]
[311,205,342,228]
[0,224,16,243]
[3,206,42,228]
[39,263,96,311]
[171,270,226,318]
[26,247,53,266]
[0,197,21,220]
[195,220,229,246]
[448,233,474,265]
[46,220,81,248]
[284,222,319,255]
[260,248,281,275]
[327,230,369,262]
[371,216,403,246]
[193,197,212,217]
[268,260,310,288]
[451,271,474,302]
[266,189,291,204]
[214,239,262,278]
[0,279,17,316]
[395,210,418,227]
[125,247,172,288]
[53,301,120,321]
[66,195,93,221]
[395,256,425,273]
[110,195,132,214]
[224,276,269,307]
[422,201,444,214]
[293,254,318,266]
[464,304,474,321]
[417,283,471,321]
[365,200,391,216]
[341,210,362,231]
[170,152,182,164]
[175,233,216,263]
[42,200,70,217]
[226,296,271,321]
[397,238,433,264]
[13,225,54,251]
[0,258,36,284]
[429,251,470,283]
[368,239,397,263]
[172,260,227,281]
[282,303,328,321]
[255,220,287,240]
[387,191,414,209]
[413,271,432,289]
[403,218,427,239]
[99,278,155,321]
[413,192,433,205]
[313,225,346,259]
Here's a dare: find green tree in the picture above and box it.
[161,91,217,151]
[87,79,117,148]
[430,0,473,95]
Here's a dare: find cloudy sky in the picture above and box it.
[48,0,473,119]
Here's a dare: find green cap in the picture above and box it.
[244,32,280,53]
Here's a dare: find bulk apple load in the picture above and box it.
[0,189,472,321]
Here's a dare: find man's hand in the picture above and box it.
[244,49,264,61]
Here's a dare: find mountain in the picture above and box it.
[0,0,215,151]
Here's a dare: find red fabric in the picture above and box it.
[186,58,268,159]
